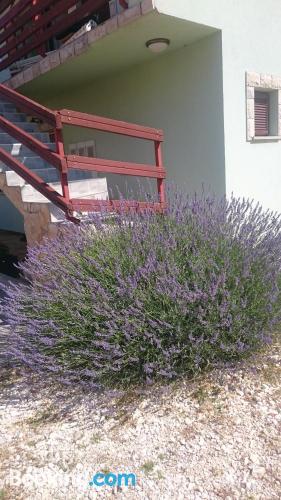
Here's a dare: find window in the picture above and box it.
[246,72,281,141]
[254,91,269,136]
[69,140,96,157]
[68,140,97,179]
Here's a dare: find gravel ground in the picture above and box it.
[0,335,280,500]
[0,274,280,499]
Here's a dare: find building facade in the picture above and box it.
[1,0,281,239]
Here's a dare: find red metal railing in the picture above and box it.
[0,84,166,220]
[0,0,110,72]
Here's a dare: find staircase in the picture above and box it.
[0,97,108,245]
[0,84,166,246]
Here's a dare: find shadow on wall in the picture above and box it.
[0,194,26,277]
[0,192,25,233]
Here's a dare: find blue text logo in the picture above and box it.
[89,472,136,488]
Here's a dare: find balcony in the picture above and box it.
[0,0,113,73]
[1,1,217,101]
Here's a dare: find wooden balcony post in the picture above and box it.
[55,117,70,203]
[154,140,165,205]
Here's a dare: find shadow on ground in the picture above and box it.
[0,229,26,278]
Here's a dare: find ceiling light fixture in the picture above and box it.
[146,38,170,53]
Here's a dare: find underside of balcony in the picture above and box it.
[2,1,217,101]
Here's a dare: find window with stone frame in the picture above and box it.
[246,72,281,141]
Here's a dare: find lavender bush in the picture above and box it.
[3,191,281,386]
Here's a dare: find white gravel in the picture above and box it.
[0,335,280,500]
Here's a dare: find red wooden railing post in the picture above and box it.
[154,140,165,205]
[55,116,70,203]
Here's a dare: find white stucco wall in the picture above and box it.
[45,32,225,200]
[156,0,281,213]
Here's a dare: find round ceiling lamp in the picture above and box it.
[146,38,170,53]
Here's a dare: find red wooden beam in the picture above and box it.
[0,0,58,46]
[0,84,57,127]
[55,126,70,203]
[0,0,14,15]
[0,0,78,56]
[71,199,165,212]
[155,140,165,204]
[0,115,62,170]
[0,0,108,71]
[0,0,30,31]
[66,155,166,179]
[59,110,164,142]
[0,146,71,213]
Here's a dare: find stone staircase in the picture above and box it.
[0,98,108,245]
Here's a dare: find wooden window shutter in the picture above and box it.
[255,91,269,136]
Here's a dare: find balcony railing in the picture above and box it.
[0,83,166,219]
[0,0,111,72]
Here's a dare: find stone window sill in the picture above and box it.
[251,136,281,142]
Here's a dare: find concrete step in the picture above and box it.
[0,99,17,105]
[18,156,52,170]
[0,102,17,112]
[11,121,40,133]
[21,177,108,203]
[0,142,56,156]
[5,166,97,187]
[5,167,59,187]
[0,112,28,122]
[0,156,51,172]
[0,132,50,143]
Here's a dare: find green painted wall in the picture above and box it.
[44,32,225,199]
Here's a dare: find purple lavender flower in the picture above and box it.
[3,186,281,387]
